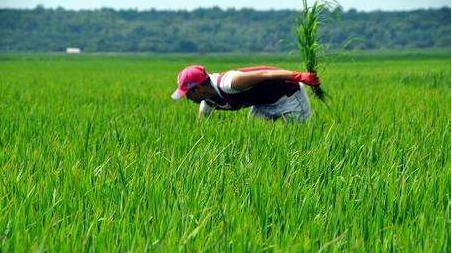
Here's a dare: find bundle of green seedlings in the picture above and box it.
[295,0,333,101]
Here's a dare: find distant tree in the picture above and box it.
[0,7,449,52]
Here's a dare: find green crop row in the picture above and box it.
[0,52,450,252]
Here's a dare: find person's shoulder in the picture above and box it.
[222,70,242,77]
[218,70,242,94]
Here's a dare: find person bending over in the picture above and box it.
[171,65,321,122]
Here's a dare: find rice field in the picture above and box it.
[0,51,450,252]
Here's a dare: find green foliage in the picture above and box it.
[295,0,334,101]
[0,51,450,251]
[296,0,323,72]
[0,7,450,52]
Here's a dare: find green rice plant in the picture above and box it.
[0,51,450,252]
[295,0,336,101]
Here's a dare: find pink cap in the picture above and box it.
[171,65,209,100]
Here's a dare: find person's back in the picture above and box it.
[206,66,301,110]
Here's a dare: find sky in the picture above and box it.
[0,0,450,11]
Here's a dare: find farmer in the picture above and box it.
[171,65,322,122]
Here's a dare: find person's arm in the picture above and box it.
[231,70,319,91]
[198,100,214,119]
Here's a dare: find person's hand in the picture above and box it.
[291,72,320,86]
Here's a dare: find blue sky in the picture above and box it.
[1,0,450,11]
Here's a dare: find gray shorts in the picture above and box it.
[249,84,311,122]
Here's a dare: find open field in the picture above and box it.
[0,51,450,252]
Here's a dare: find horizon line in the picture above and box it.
[0,5,450,13]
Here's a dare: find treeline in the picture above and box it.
[0,6,450,52]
